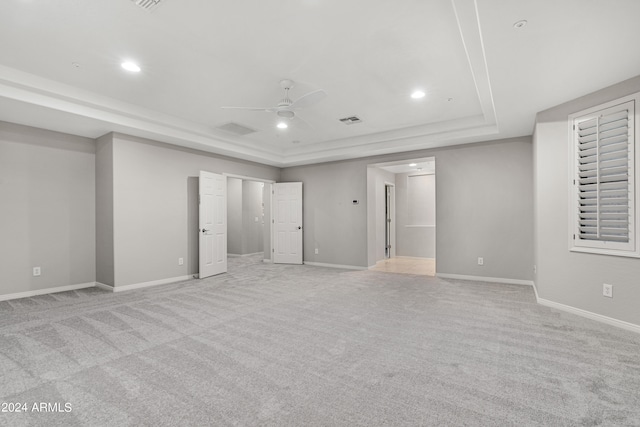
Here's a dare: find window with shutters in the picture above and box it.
[570,93,640,257]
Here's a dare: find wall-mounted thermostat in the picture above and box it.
[352,200,359,205]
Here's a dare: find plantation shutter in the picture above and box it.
[573,100,635,252]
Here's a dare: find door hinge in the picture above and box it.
[573,234,575,240]
[272,248,275,253]
[198,194,201,204]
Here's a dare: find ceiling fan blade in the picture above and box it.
[220,106,274,112]
[289,89,327,109]
[291,114,314,131]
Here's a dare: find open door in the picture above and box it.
[273,182,303,264]
[199,171,227,278]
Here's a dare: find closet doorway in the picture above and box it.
[225,174,274,266]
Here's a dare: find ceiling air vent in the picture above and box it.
[339,116,362,125]
[130,0,163,11]
[216,122,257,136]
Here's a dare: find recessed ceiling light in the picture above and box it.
[411,90,426,99]
[409,163,417,167]
[121,61,141,72]
[513,20,527,29]
[277,122,288,129]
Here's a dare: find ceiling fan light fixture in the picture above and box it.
[121,61,141,72]
[277,122,288,129]
[411,90,426,99]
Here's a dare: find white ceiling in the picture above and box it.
[1,0,639,167]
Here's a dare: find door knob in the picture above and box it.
[202,228,210,233]
[298,226,302,230]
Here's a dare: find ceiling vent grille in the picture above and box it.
[130,0,163,11]
[216,122,258,136]
[339,116,362,125]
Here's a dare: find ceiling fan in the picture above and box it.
[221,79,326,123]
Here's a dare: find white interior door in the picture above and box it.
[273,182,303,264]
[199,171,227,278]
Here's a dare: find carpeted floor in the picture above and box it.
[1,256,639,426]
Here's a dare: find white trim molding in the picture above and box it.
[436,273,534,287]
[0,282,96,301]
[531,281,540,301]
[537,297,640,335]
[98,275,193,293]
[228,252,264,258]
[304,261,367,271]
[94,282,114,292]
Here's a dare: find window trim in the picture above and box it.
[568,92,640,258]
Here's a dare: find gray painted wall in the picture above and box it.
[282,161,369,267]
[396,172,436,258]
[227,177,243,255]
[0,122,96,297]
[433,139,532,280]
[0,120,533,297]
[105,133,279,287]
[534,74,640,326]
[227,179,264,255]
[242,180,264,255]
[95,134,114,286]
[283,137,533,281]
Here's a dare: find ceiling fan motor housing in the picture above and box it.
[277,110,295,119]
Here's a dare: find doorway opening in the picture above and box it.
[224,174,274,270]
[367,157,436,276]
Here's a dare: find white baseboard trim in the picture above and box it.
[531,280,540,301]
[436,273,534,287]
[228,252,264,258]
[0,282,96,301]
[304,261,367,271]
[537,297,640,335]
[95,282,114,292]
[107,275,193,293]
